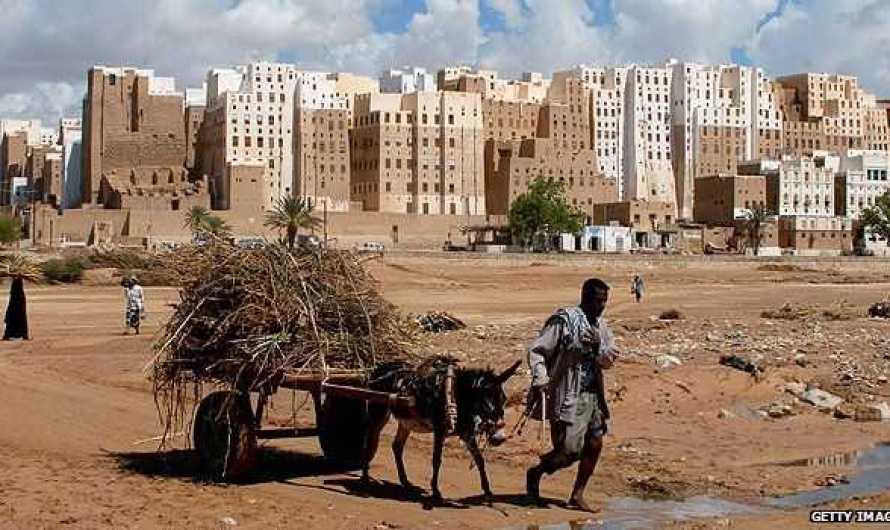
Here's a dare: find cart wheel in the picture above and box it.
[317,394,369,467]
[193,390,257,482]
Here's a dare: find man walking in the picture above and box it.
[526,278,618,513]
[123,277,145,335]
[631,274,645,303]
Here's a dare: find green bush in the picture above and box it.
[41,257,86,283]
[85,249,159,270]
[0,215,23,245]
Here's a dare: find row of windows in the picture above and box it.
[866,169,889,181]
[231,136,284,148]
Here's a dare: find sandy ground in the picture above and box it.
[2,255,890,529]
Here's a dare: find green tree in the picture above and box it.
[508,177,584,249]
[183,205,231,239]
[861,192,890,246]
[0,215,23,245]
[264,196,321,249]
[184,205,211,234]
[744,203,773,256]
[203,215,232,238]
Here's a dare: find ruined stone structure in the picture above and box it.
[98,166,209,211]
[82,66,187,206]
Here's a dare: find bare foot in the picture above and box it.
[566,495,600,513]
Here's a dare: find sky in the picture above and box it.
[1,0,889,125]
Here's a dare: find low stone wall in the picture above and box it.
[33,205,501,250]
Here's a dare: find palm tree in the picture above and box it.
[184,205,211,234]
[745,203,773,256]
[264,196,321,249]
[184,205,231,240]
[204,215,232,238]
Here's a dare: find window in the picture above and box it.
[232,136,239,147]
[386,182,391,192]
[448,115,454,125]
[449,138,455,148]
[257,137,264,148]
[269,159,275,169]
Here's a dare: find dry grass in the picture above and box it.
[149,241,419,443]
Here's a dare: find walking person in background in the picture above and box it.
[3,277,29,340]
[525,278,619,513]
[122,277,145,335]
[630,274,645,303]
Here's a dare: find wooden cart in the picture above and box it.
[192,369,414,481]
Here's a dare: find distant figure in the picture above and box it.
[631,275,645,303]
[3,277,29,340]
[123,277,145,335]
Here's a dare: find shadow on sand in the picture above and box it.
[107,447,559,513]
[106,446,361,485]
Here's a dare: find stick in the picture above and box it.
[132,431,186,445]
[539,391,547,450]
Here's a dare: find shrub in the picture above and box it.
[0,215,23,245]
[41,257,86,283]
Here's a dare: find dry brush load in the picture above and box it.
[149,241,418,440]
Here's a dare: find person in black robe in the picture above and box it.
[4,277,29,340]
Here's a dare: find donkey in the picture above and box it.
[361,356,522,501]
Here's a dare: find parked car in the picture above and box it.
[356,241,385,255]
[234,237,266,250]
[296,234,321,248]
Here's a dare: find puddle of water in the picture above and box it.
[505,443,890,529]
[503,496,763,530]
[768,442,890,509]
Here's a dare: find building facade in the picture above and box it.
[294,74,351,211]
[198,62,306,212]
[766,154,838,217]
[381,67,436,94]
[693,174,766,226]
[350,91,485,215]
[485,138,617,218]
[836,149,890,219]
[624,65,675,206]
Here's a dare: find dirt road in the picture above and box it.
[2,256,889,529]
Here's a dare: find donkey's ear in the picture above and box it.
[496,360,522,384]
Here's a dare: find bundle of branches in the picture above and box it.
[414,311,466,333]
[149,241,418,438]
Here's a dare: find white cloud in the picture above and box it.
[483,0,524,28]
[1,0,890,125]
[747,0,890,93]
[0,83,80,125]
[328,0,482,73]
